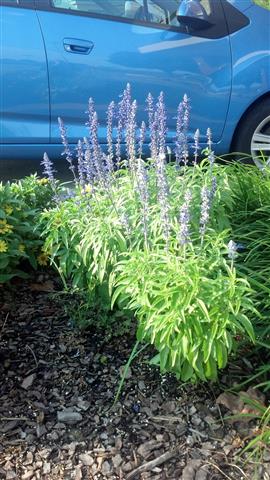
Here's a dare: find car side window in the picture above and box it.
[50,0,182,27]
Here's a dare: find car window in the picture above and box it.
[50,0,183,26]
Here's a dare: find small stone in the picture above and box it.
[25,452,33,465]
[77,399,91,411]
[175,423,187,437]
[38,448,50,459]
[79,454,94,467]
[54,423,66,430]
[162,400,176,413]
[42,462,51,474]
[191,415,202,426]
[36,424,47,438]
[75,466,82,480]
[115,436,122,450]
[57,410,82,425]
[122,462,134,473]
[101,460,111,476]
[138,380,146,391]
[21,374,36,390]
[6,471,17,480]
[189,406,197,415]
[112,454,122,469]
[119,366,132,379]
[47,431,59,441]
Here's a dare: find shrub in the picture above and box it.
[0,175,55,282]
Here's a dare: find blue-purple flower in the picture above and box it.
[178,189,192,246]
[58,117,77,182]
[199,185,211,240]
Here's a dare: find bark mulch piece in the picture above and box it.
[0,273,269,479]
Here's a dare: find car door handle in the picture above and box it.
[63,38,94,55]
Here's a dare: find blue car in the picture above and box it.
[1,0,270,168]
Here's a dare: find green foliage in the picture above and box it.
[253,0,270,10]
[0,175,55,282]
[112,241,255,381]
[41,161,265,381]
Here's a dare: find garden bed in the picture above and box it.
[0,272,268,480]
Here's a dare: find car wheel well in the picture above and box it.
[230,91,270,152]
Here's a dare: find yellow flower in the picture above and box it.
[37,253,49,266]
[83,184,92,194]
[38,178,49,185]
[0,219,14,234]
[0,240,8,253]
[4,205,13,215]
[19,244,25,253]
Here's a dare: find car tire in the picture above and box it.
[232,97,270,169]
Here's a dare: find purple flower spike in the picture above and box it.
[107,100,115,176]
[86,97,95,130]
[76,139,85,187]
[175,95,190,167]
[136,158,150,245]
[155,153,170,247]
[206,127,215,170]
[126,100,137,174]
[227,240,238,261]
[193,129,200,166]
[146,93,158,160]
[138,121,146,159]
[41,152,56,184]
[156,92,167,158]
[116,85,132,169]
[90,111,106,184]
[199,186,211,241]
[58,117,77,183]
[83,137,95,185]
[178,189,192,246]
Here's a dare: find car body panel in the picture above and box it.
[0,5,50,146]
[221,3,270,150]
[36,4,231,146]
[0,0,269,165]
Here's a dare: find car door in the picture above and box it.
[0,0,50,145]
[35,0,232,147]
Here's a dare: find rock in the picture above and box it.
[189,406,197,415]
[77,399,91,411]
[112,454,122,469]
[79,453,94,467]
[119,365,132,379]
[162,400,177,413]
[191,415,202,426]
[101,460,111,476]
[181,460,202,480]
[175,422,187,437]
[6,471,17,479]
[122,462,134,473]
[36,424,47,438]
[47,431,59,441]
[21,374,36,390]
[57,410,82,425]
[42,462,51,474]
[75,466,82,480]
[24,452,33,465]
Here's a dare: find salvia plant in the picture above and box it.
[39,84,267,383]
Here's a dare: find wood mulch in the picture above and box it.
[0,272,269,479]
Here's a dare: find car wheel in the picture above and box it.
[232,98,270,169]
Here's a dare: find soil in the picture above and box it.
[0,271,269,480]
